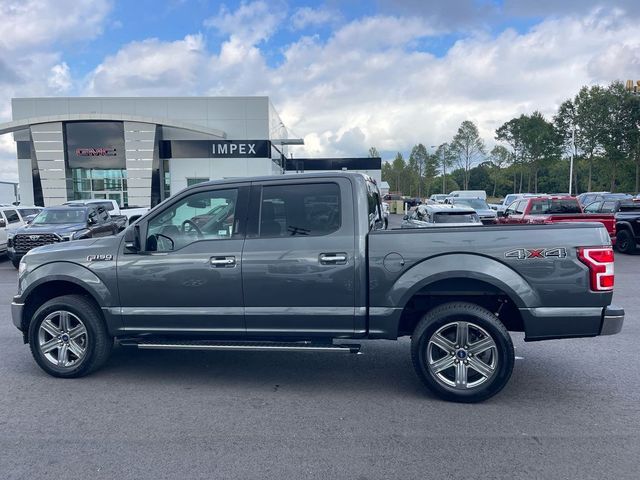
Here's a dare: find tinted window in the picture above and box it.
[147,188,239,252]
[4,210,20,223]
[584,202,602,213]
[601,201,617,213]
[366,181,382,230]
[529,199,581,214]
[33,209,86,224]
[433,212,480,224]
[259,183,341,238]
[453,198,489,210]
[18,208,41,217]
[97,207,110,222]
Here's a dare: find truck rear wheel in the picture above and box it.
[411,302,514,403]
[616,229,636,254]
[28,295,112,378]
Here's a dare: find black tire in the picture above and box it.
[411,302,514,403]
[616,229,636,254]
[11,256,20,269]
[28,295,112,378]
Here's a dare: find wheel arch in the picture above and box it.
[371,253,538,338]
[20,262,115,334]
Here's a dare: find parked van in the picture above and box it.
[448,190,487,200]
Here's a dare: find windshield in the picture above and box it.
[32,209,86,224]
[433,212,480,223]
[530,199,581,214]
[453,198,488,210]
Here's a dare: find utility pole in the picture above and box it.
[569,125,575,195]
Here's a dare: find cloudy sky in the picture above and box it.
[1,0,639,181]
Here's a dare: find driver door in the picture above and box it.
[117,183,249,334]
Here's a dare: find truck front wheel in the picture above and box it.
[411,302,514,403]
[28,295,113,378]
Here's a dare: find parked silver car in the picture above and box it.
[401,204,482,228]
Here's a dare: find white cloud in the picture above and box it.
[86,34,206,95]
[47,62,72,93]
[0,0,113,180]
[204,1,286,45]
[79,6,640,162]
[290,6,339,30]
[0,0,112,50]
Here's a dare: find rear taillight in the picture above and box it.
[578,246,614,291]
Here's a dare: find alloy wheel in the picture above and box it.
[37,310,88,368]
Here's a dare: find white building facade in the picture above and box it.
[4,97,290,207]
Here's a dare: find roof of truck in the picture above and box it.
[199,171,373,187]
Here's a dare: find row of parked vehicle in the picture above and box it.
[1,199,149,268]
[399,190,640,254]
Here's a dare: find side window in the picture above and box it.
[147,188,239,252]
[514,201,526,214]
[5,210,20,224]
[259,183,341,238]
[366,181,382,230]
[601,201,617,213]
[98,206,110,222]
[87,208,100,224]
[584,202,602,213]
[505,201,517,214]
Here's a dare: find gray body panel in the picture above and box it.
[12,172,620,344]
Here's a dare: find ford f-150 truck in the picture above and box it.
[11,173,624,402]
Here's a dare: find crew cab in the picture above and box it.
[498,196,616,243]
[11,173,624,403]
[7,205,118,268]
[585,199,640,254]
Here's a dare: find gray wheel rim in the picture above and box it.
[38,310,88,368]
[426,321,498,390]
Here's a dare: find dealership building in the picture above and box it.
[0,97,382,208]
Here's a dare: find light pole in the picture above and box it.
[569,125,575,195]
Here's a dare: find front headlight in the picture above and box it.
[72,229,92,240]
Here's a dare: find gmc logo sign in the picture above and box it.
[76,148,117,156]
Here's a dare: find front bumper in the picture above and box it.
[601,305,624,335]
[11,297,24,330]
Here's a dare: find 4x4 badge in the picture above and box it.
[504,248,567,260]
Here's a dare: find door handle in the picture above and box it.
[210,256,236,267]
[319,253,348,265]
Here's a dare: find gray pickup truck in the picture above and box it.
[11,173,624,402]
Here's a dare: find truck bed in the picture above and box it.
[367,223,613,340]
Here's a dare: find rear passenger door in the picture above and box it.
[241,178,356,337]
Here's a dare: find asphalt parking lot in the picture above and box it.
[0,221,638,479]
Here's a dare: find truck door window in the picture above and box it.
[4,209,20,224]
[601,201,617,213]
[259,183,341,237]
[584,202,602,213]
[514,201,526,214]
[146,188,239,251]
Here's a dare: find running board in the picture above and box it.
[120,339,361,354]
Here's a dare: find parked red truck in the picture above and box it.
[498,196,616,243]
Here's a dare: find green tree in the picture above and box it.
[409,143,430,197]
[451,120,486,190]
[488,145,511,197]
[368,146,380,158]
[435,143,455,194]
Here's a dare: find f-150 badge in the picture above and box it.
[87,254,113,262]
[504,248,566,260]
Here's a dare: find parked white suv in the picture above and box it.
[0,206,44,254]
